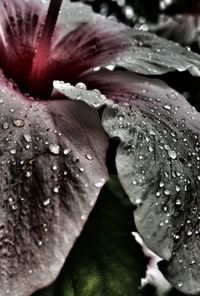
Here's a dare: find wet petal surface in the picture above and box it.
[150,14,200,49]
[48,16,130,82]
[100,72,200,294]
[0,71,108,296]
[55,70,200,294]
[112,28,200,76]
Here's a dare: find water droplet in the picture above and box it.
[75,82,87,90]
[159,181,165,188]
[53,186,59,193]
[43,198,50,206]
[24,134,32,143]
[168,150,177,160]
[163,104,172,110]
[2,122,9,130]
[148,146,153,152]
[175,199,181,205]
[149,130,156,136]
[118,115,125,121]
[86,153,93,160]
[178,281,183,288]
[26,171,32,178]
[49,144,60,155]
[13,119,25,127]
[94,179,105,188]
[167,93,177,100]
[10,149,16,155]
[135,198,142,205]
[52,165,57,171]
[63,148,71,155]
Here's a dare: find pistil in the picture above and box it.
[29,0,63,97]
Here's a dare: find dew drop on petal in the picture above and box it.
[149,129,156,136]
[163,104,172,110]
[168,150,177,160]
[86,153,93,160]
[178,281,183,288]
[52,165,57,171]
[159,181,165,188]
[49,144,60,155]
[167,92,177,100]
[63,148,71,155]
[26,171,32,178]
[75,82,87,90]
[24,134,32,143]
[94,179,105,188]
[148,146,154,152]
[53,186,59,193]
[10,149,16,155]
[2,122,9,130]
[13,119,25,127]
[38,240,42,246]
[175,199,181,205]
[43,198,50,206]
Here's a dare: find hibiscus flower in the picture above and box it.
[1,0,200,295]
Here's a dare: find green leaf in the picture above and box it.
[34,176,146,296]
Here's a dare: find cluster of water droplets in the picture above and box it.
[53,80,111,109]
[101,79,200,292]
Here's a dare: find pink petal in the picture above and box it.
[0,70,108,296]
[48,15,130,81]
[80,69,166,103]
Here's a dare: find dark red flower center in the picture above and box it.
[0,0,63,100]
[28,0,63,98]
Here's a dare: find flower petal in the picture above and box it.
[113,28,200,76]
[50,2,200,79]
[0,70,108,296]
[77,70,200,294]
[150,14,200,49]
[49,14,130,81]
